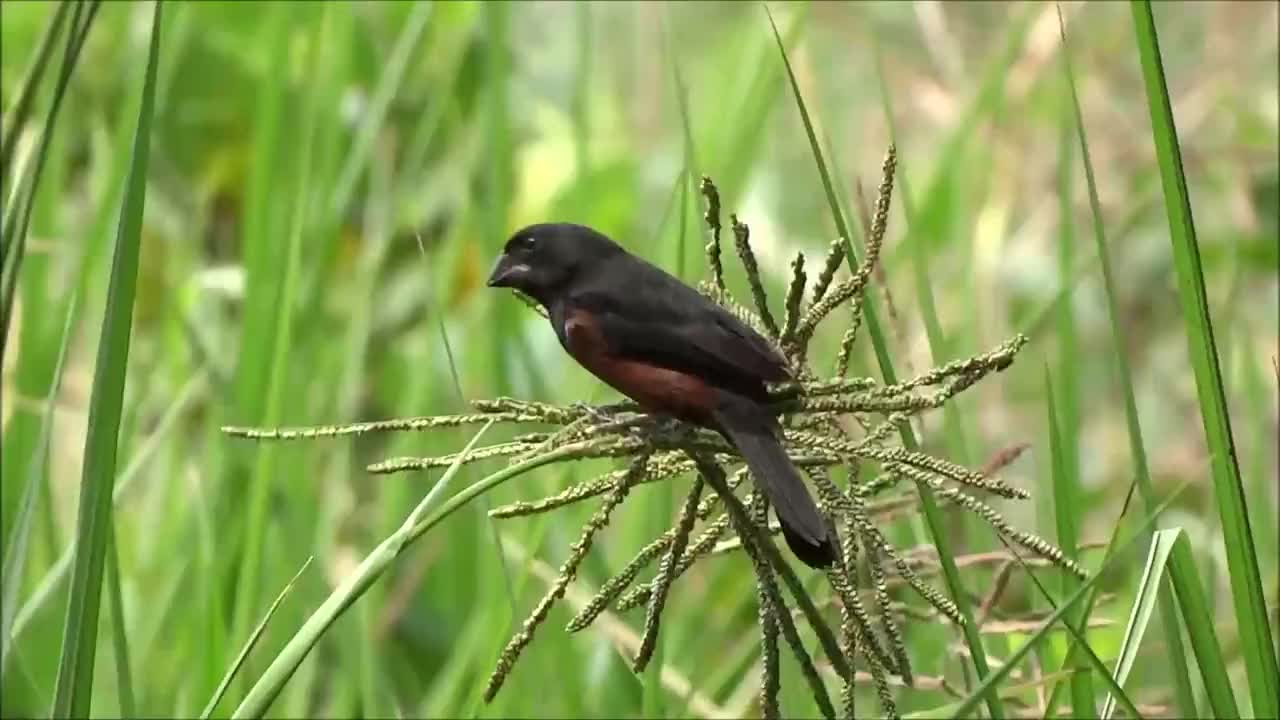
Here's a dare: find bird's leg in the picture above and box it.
[642,413,694,444]
[570,401,616,425]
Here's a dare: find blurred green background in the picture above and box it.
[1,1,1276,717]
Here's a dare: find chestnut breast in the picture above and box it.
[561,308,716,424]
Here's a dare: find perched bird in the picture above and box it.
[487,223,835,568]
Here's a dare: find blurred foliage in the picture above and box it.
[1,1,1276,718]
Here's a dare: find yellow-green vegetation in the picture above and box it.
[1,2,1276,719]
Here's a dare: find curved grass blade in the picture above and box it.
[1,0,101,357]
[1165,531,1239,719]
[230,423,492,719]
[326,1,432,220]
[1055,4,1196,714]
[1047,370,1095,717]
[230,3,325,666]
[990,532,1141,720]
[0,288,77,677]
[105,525,136,718]
[50,3,161,715]
[1100,529,1178,719]
[949,478,1193,719]
[7,374,206,653]
[0,0,71,194]
[201,557,314,719]
[762,5,1001,716]
[1130,3,1278,715]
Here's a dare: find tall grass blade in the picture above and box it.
[1,0,101,357]
[1130,3,1279,715]
[1047,370,1095,717]
[230,3,325,665]
[991,532,1141,719]
[105,527,136,718]
[763,6,1001,716]
[202,557,313,719]
[50,2,161,715]
[0,0,70,194]
[327,2,432,220]
[1056,4,1197,715]
[950,479,1192,719]
[231,424,493,719]
[1101,528,1180,719]
[0,288,77,677]
[1165,532,1240,718]
[7,374,205,655]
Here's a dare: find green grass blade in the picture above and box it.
[230,423,493,719]
[991,532,1141,720]
[0,288,77,677]
[326,1,431,220]
[229,3,325,667]
[1047,370,1095,717]
[482,0,514,393]
[662,9,698,280]
[0,0,70,194]
[1166,532,1240,718]
[1,0,100,356]
[572,0,592,179]
[1130,3,1279,715]
[7,374,205,657]
[951,478,1192,719]
[763,6,1002,717]
[1056,4,1197,715]
[50,2,161,715]
[424,234,522,706]
[105,526,136,718]
[1101,528,1181,719]
[201,557,313,719]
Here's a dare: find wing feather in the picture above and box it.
[568,259,789,396]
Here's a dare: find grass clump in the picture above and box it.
[225,145,1082,718]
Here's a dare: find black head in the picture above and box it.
[486,223,623,305]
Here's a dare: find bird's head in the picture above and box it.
[487,223,622,305]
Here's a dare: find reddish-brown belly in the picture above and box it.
[563,309,715,424]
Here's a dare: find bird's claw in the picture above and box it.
[571,402,615,425]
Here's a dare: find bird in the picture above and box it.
[487,222,836,568]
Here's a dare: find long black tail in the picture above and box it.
[710,392,835,569]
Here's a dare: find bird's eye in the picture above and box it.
[520,235,537,249]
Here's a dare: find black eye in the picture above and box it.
[520,235,537,249]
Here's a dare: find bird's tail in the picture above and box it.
[710,392,835,569]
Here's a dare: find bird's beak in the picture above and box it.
[486,253,529,288]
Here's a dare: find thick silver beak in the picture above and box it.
[486,254,528,288]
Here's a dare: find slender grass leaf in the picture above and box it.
[105,526,136,718]
[992,532,1141,720]
[50,2,161,715]
[327,2,432,220]
[0,288,77,678]
[1165,532,1240,719]
[1,0,100,358]
[1101,528,1182,719]
[230,3,324,667]
[950,478,1192,719]
[201,557,313,719]
[764,5,1002,716]
[0,0,70,196]
[230,423,493,719]
[1130,3,1279,715]
[1056,4,1198,714]
[7,373,206,654]
[1047,370,1095,717]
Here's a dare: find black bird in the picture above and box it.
[487,223,835,568]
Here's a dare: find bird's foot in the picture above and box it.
[642,414,693,443]
[571,402,616,426]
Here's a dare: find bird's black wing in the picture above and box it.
[569,256,789,395]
